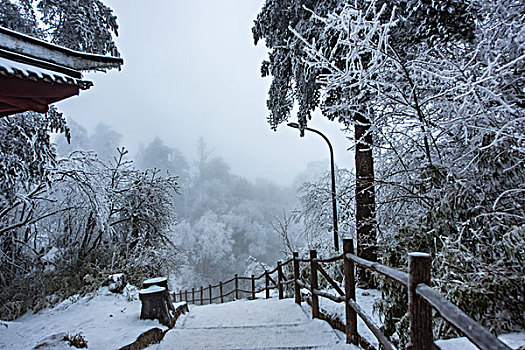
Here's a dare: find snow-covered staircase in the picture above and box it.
[154,298,359,349]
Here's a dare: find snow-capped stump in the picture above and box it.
[108,273,127,294]
[142,277,175,313]
[139,286,172,327]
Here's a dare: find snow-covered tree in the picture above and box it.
[294,168,355,254]
[294,0,524,342]
[253,0,378,287]
[173,212,233,284]
[1,0,119,56]
[0,147,179,320]
[135,137,188,178]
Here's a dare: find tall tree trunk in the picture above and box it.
[354,111,377,288]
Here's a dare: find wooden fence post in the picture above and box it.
[265,270,270,299]
[277,260,284,300]
[200,286,203,305]
[251,274,255,300]
[343,238,358,345]
[173,291,177,303]
[408,252,433,350]
[293,252,301,305]
[179,290,182,302]
[192,287,195,304]
[185,290,188,302]
[310,249,319,319]
[208,284,212,304]
[235,274,239,300]
[220,281,224,303]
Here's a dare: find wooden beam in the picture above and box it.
[0,75,79,98]
[0,95,49,113]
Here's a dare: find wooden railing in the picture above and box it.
[173,238,510,350]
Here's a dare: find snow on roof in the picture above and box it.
[0,56,92,89]
[0,26,123,71]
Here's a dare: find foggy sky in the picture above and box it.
[57,0,354,185]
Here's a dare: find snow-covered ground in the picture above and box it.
[314,288,383,348]
[0,286,167,349]
[436,333,525,350]
[1,285,523,349]
[151,298,358,349]
[310,288,524,350]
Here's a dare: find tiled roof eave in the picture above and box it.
[0,56,93,90]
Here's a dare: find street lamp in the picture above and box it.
[287,122,339,251]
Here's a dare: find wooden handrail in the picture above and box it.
[179,244,506,350]
[316,263,344,296]
[267,274,276,285]
[293,252,301,305]
[277,261,284,299]
[343,238,357,345]
[237,276,252,280]
[346,253,408,286]
[315,253,343,263]
[281,257,294,266]
[267,265,280,274]
[313,288,345,303]
[281,279,295,285]
[254,287,266,294]
[296,279,307,288]
[223,276,236,284]
[310,250,320,319]
[416,284,510,350]
[222,289,236,298]
[237,289,254,294]
[347,298,396,350]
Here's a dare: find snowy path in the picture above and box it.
[151,298,359,349]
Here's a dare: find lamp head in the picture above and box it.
[287,122,300,129]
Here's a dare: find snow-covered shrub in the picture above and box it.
[107,273,126,293]
[0,147,180,319]
[123,284,139,302]
[66,333,88,348]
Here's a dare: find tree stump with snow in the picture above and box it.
[139,286,172,326]
[143,276,169,290]
[143,277,175,313]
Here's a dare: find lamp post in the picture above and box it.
[288,122,339,251]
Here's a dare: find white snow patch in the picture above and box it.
[143,277,167,284]
[42,247,59,263]
[109,273,124,281]
[139,286,166,294]
[305,287,382,348]
[0,287,167,350]
[436,332,525,350]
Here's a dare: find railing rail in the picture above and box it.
[174,238,510,350]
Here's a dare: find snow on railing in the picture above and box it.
[174,238,510,350]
